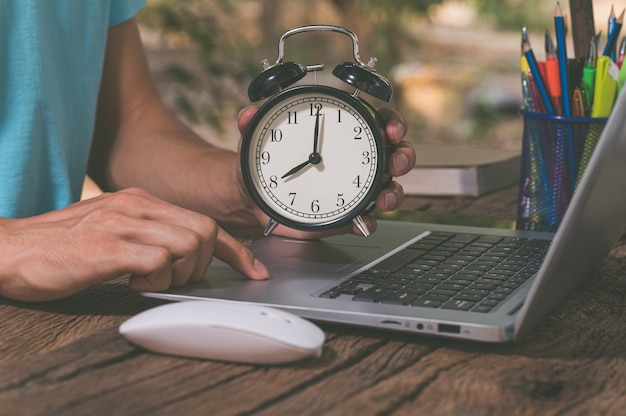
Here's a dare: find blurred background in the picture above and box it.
[135,0,613,152]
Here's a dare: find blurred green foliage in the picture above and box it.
[470,0,553,31]
[137,0,446,130]
[137,0,551,143]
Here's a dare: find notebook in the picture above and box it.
[144,91,626,343]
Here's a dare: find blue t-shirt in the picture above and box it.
[0,0,145,218]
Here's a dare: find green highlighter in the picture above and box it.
[582,41,596,114]
[577,56,618,188]
[591,56,618,117]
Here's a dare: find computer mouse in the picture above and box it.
[119,300,325,365]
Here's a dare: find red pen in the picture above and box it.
[544,29,562,115]
[618,36,626,68]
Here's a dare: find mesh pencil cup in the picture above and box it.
[517,110,607,232]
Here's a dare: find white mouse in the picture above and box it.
[119,300,325,365]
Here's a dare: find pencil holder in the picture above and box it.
[516,110,607,232]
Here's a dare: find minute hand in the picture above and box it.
[313,108,321,154]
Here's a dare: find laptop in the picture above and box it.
[145,91,626,343]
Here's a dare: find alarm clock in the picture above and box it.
[240,25,392,237]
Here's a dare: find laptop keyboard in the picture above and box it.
[319,231,550,313]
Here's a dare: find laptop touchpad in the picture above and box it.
[251,237,382,274]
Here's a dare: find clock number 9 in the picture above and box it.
[261,151,270,164]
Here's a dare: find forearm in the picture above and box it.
[88,19,258,229]
[91,112,257,228]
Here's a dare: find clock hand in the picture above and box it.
[281,159,310,179]
[313,108,321,155]
[282,112,323,180]
[281,151,322,179]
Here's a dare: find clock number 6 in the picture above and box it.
[311,200,320,213]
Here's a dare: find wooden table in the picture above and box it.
[3,185,626,415]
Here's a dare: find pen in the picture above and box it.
[617,36,626,68]
[607,5,616,58]
[572,87,584,117]
[618,48,626,93]
[520,26,531,76]
[520,28,532,110]
[555,2,571,116]
[581,39,596,114]
[608,5,616,40]
[544,29,562,114]
[526,71,546,113]
[603,9,624,58]
[523,35,555,115]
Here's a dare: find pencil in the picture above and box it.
[522,34,555,115]
[555,2,571,116]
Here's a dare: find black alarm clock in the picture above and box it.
[240,25,392,237]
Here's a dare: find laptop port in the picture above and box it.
[438,324,461,334]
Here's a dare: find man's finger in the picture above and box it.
[213,227,270,280]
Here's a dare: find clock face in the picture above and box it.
[242,86,386,230]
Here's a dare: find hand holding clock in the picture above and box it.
[237,104,414,239]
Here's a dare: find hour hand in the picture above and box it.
[281,159,310,179]
[281,151,322,179]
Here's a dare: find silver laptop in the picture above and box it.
[145,91,626,343]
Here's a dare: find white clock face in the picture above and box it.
[244,88,383,227]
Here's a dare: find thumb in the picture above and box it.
[237,105,259,135]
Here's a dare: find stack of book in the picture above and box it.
[396,144,521,197]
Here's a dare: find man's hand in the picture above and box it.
[0,188,269,302]
[236,105,414,238]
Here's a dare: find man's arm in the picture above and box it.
[89,19,255,228]
[89,19,414,235]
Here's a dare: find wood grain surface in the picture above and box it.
[3,186,626,416]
